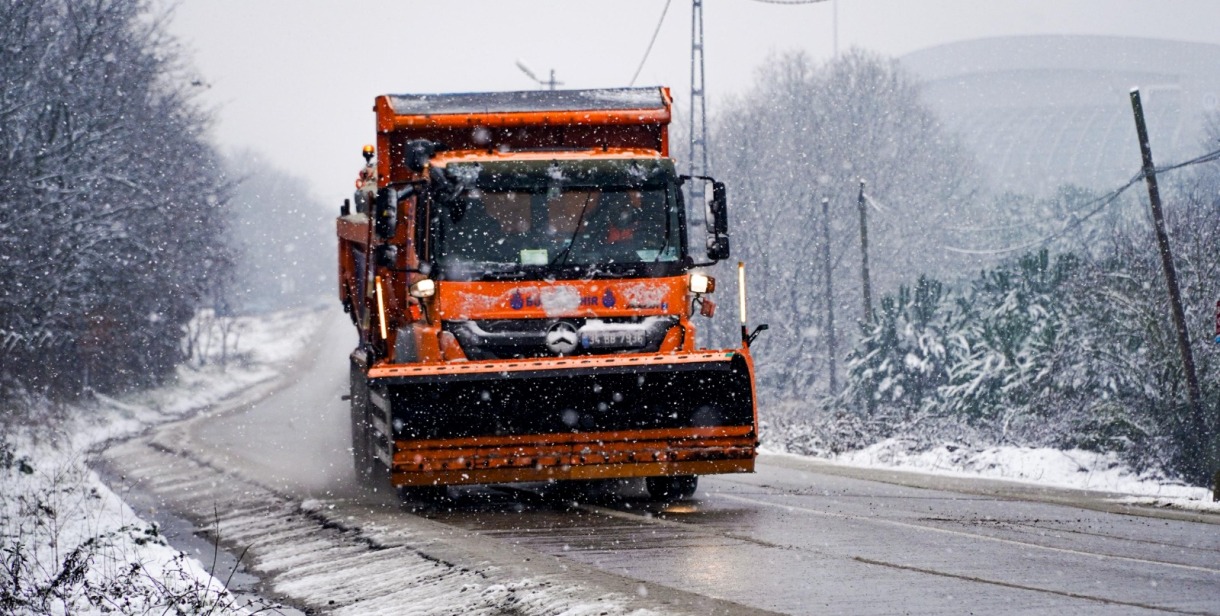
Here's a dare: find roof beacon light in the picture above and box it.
[362,144,375,163]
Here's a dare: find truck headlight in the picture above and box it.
[689,273,715,294]
[410,278,436,298]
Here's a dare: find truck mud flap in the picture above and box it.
[370,352,754,441]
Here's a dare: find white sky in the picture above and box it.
[164,0,1220,208]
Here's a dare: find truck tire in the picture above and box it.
[350,364,375,486]
[646,475,697,501]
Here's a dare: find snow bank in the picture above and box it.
[793,438,1218,513]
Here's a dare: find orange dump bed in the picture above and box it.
[374,87,672,184]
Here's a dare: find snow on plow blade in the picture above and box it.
[366,351,756,486]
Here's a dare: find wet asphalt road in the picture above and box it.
[148,310,1220,614]
[422,469,1220,614]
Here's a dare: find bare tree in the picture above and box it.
[0,0,233,401]
[710,49,981,402]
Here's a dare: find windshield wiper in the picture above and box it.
[654,203,674,262]
[479,270,529,281]
[550,192,594,266]
[584,265,639,279]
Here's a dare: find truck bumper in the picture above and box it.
[390,427,755,486]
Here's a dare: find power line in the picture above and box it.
[1151,147,1220,174]
[943,146,1220,256]
[630,0,672,87]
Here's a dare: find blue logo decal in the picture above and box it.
[602,288,616,308]
[510,291,524,310]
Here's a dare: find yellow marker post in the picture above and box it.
[375,275,388,340]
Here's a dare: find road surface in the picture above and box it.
[99,310,1220,615]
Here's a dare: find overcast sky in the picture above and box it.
[164,0,1220,208]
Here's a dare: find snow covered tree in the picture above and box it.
[0,0,233,401]
[842,275,950,422]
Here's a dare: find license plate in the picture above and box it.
[582,330,646,348]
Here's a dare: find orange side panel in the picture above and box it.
[336,216,370,244]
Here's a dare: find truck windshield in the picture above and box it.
[431,159,684,280]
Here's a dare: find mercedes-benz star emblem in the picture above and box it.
[545,321,579,355]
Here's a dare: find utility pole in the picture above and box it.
[857,179,873,324]
[515,61,562,90]
[1129,88,1206,478]
[832,0,839,57]
[821,197,837,395]
[688,0,709,221]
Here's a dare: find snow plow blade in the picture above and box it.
[362,351,757,486]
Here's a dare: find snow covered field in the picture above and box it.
[2,308,1214,614]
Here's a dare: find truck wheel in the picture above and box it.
[350,365,374,486]
[646,475,698,501]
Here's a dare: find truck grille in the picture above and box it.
[444,316,678,360]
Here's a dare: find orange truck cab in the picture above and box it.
[337,87,761,500]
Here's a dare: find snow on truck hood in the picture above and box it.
[429,149,664,167]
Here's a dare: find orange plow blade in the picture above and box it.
[365,351,756,486]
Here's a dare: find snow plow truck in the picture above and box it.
[337,87,762,500]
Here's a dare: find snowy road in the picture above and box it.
[99,310,1220,615]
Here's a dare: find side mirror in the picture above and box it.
[405,140,438,173]
[709,182,728,235]
[374,187,398,239]
[706,181,730,261]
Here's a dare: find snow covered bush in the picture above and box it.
[838,251,1151,447]
[939,251,1080,424]
[841,275,950,421]
[832,230,1218,484]
[0,440,245,615]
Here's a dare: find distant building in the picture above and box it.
[901,36,1220,195]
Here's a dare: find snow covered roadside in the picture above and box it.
[0,307,326,615]
[763,438,1219,514]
